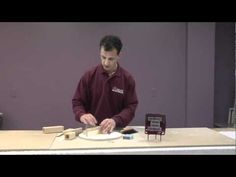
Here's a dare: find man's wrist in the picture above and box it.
[75,111,85,122]
[111,118,116,128]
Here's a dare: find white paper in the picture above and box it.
[219,131,236,140]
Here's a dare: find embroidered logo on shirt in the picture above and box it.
[112,86,124,94]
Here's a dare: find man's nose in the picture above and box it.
[104,59,109,66]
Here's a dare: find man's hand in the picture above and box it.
[80,113,97,126]
[100,118,116,134]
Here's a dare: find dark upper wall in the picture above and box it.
[0,22,220,130]
[214,22,235,126]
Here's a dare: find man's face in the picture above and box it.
[100,46,119,74]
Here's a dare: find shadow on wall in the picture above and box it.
[0,112,3,129]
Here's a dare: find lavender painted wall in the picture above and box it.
[186,23,215,127]
[0,22,216,130]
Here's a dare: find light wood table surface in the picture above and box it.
[0,130,56,150]
[0,127,235,154]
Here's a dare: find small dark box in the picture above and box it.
[145,113,166,135]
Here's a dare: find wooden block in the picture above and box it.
[64,132,76,140]
[63,128,83,136]
[86,126,101,131]
[84,126,102,136]
[73,128,83,136]
[42,126,64,134]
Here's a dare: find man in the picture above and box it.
[72,35,138,134]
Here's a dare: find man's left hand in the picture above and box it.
[100,118,116,134]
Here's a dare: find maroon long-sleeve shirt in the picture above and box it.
[72,64,138,127]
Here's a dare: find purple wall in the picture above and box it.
[0,22,216,130]
[186,23,215,127]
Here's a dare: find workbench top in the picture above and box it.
[0,127,235,154]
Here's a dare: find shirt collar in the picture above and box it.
[98,63,121,77]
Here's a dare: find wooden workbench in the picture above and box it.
[0,127,235,154]
[0,130,56,150]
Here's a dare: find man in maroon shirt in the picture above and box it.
[72,35,138,133]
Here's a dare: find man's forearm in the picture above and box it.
[72,98,86,122]
[113,103,138,127]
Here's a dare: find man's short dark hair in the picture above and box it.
[100,35,123,55]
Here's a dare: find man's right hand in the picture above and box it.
[80,113,97,126]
